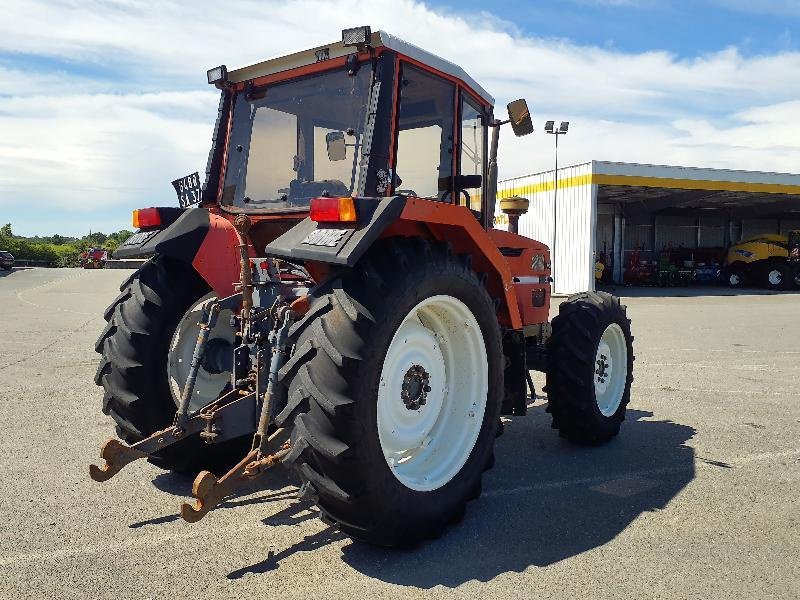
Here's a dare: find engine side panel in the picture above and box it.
[487,229,552,328]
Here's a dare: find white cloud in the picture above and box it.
[1,0,800,234]
[0,91,218,210]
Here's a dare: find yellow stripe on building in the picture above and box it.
[498,173,800,199]
[498,174,593,198]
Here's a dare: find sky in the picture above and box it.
[0,0,799,237]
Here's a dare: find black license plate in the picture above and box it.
[171,172,202,208]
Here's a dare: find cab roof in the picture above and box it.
[225,30,494,107]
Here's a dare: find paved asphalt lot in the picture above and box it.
[1,267,798,599]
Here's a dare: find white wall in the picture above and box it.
[497,162,595,295]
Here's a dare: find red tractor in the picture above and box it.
[80,247,107,269]
[91,27,634,547]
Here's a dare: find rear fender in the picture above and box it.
[191,213,242,298]
[388,198,525,329]
[264,196,406,267]
[115,208,241,298]
[264,196,529,329]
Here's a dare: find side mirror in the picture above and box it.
[325,131,347,161]
[507,99,533,137]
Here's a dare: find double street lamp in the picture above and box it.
[544,120,569,289]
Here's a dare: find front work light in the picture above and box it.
[207,65,228,85]
[132,208,162,229]
[310,197,357,223]
[342,26,372,47]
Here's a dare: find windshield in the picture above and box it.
[221,66,372,211]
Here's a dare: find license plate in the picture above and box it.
[171,172,202,208]
[301,228,348,247]
[122,230,158,247]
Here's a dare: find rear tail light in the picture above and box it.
[132,208,162,229]
[309,197,357,223]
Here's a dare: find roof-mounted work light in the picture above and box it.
[559,121,570,133]
[544,120,555,133]
[342,25,372,48]
[206,65,228,85]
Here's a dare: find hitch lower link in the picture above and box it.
[89,294,298,524]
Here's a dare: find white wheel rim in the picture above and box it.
[377,295,488,492]
[594,323,628,417]
[167,293,235,412]
[729,273,740,286]
[768,269,782,286]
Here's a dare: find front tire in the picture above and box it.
[726,264,747,288]
[765,263,791,290]
[277,239,503,546]
[546,291,634,445]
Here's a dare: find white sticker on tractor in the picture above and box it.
[302,228,348,247]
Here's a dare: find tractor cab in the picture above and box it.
[204,27,531,230]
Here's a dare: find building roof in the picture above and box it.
[592,161,800,194]
[499,160,800,218]
[226,30,494,106]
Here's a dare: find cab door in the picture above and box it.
[391,62,456,200]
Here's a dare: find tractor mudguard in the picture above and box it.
[114,208,208,261]
[266,196,541,330]
[115,208,242,298]
[264,196,406,266]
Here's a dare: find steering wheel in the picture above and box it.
[396,189,418,197]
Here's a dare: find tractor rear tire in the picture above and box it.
[94,255,247,473]
[276,238,503,547]
[545,291,634,445]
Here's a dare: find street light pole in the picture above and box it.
[544,120,569,292]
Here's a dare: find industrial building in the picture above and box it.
[497,161,800,294]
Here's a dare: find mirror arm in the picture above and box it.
[484,121,502,230]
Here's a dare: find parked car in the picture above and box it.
[0,250,14,270]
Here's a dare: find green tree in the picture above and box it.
[84,232,108,246]
[1,223,11,237]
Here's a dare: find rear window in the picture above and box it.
[0,252,12,259]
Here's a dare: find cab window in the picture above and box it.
[393,64,455,198]
[459,95,486,212]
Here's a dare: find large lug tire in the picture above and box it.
[94,255,246,473]
[545,291,634,445]
[764,263,791,291]
[276,239,503,547]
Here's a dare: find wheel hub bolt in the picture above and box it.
[596,354,610,383]
[401,365,431,410]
